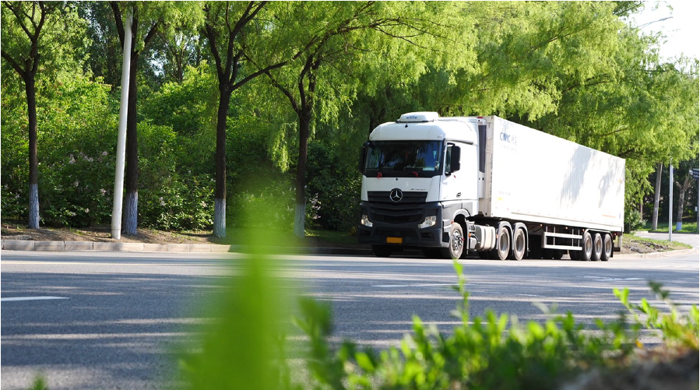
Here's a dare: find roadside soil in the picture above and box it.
[0,223,356,248]
[0,223,690,253]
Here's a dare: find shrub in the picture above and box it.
[179,251,699,390]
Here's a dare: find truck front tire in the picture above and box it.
[444,223,464,259]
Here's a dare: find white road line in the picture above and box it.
[1,296,69,302]
[373,283,457,288]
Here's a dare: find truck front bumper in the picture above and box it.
[357,202,448,248]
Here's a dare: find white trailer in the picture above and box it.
[358,112,625,260]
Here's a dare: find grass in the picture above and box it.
[624,234,693,251]
[643,221,699,234]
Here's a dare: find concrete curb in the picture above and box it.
[2,239,695,258]
[1,239,373,256]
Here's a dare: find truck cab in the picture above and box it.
[357,112,481,258]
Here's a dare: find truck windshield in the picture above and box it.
[364,141,443,177]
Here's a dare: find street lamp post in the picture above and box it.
[668,159,673,242]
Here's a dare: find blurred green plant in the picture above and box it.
[177,249,698,390]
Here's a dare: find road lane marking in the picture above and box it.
[373,283,457,288]
[1,296,69,302]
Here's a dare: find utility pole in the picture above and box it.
[691,168,699,233]
[112,12,132,240]
[668,158,673,242]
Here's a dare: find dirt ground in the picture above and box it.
[1,223,217,245]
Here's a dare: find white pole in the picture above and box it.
[668,158,673,242]
[111,13,133,240]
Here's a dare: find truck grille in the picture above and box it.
[367,191,428,224]
[367,191,427,204]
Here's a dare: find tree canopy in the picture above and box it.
[2,1,698,234]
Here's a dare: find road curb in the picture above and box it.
[614,248,699,259]
[1,239,373,256]
[2,239,694,258]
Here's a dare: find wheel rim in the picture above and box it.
[452,229,463,258]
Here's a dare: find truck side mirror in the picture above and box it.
[450,146,461,173]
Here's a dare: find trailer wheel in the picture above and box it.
[601,234,613,261]
[592,233,603,261]
[445,223,464,259]
[372,245,393,257]
[580,231,593,261]
[569,250,580,260]
[490,226,511,260]
[510,228,526,261]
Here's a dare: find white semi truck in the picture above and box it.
[358,112,625,260]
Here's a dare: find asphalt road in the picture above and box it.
[1,249,698,389]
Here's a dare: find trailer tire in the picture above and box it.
[580,231,593,261]
[592,233,603,261]
[601,234,613,261]
[372,245,393,257]
[444,223,465,259]
[490,225,511,261]
[510,227,526,261]
[569,250,580,260]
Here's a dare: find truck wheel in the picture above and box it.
[372,245,393,257]
[579,231,593,261]
[490,226,511,260]
[569,250,580,260]
[601,234,613,261]
[445,223,464,259]
[509,228,526,261]
[591,233,603,261]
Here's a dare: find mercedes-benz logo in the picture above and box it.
[389,188,403,203]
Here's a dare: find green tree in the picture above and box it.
[262,1,472,237]
[109,1,202,235]
[201,1,299,238]
[1,1,87,228]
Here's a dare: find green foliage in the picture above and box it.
[178,204,295,390]
[26,375,48,390]
[615,282,699,350]
[624,207,646,233]
[290,260,640,390]
[306,142,362,232]
[179,247,697,390]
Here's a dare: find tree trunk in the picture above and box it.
[676,175,691,232]
[652,162,663,231]
[123,50,139,235]
[293,112,311,238]
[26,75,40,229]
[213,89,231,238]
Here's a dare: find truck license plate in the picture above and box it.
[386,237,402,244]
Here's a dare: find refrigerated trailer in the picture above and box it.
[357,112,625,260]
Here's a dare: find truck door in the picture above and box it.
[442,143,478,213]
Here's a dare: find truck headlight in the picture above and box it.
[361,214,373,227]
[418,215,437,229]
